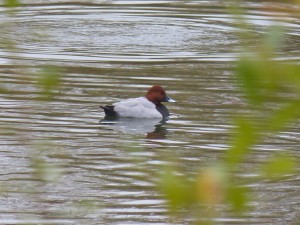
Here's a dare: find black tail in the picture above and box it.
[100,105,118,117]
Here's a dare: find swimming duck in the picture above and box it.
[101,85,175,118]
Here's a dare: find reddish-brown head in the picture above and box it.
[145,85,175,105]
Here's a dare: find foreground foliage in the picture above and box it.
[159,2,300,224]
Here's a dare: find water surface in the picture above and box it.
[0,1,300,224]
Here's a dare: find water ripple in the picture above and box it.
[0,1,299,224]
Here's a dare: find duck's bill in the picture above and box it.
[165,96,176,103]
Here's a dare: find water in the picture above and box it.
[0,1,300,224]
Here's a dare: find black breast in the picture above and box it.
[156,104,169,117]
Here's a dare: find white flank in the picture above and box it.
[113,97,162,118]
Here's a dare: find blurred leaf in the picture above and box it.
[263,25,284,55]
[30,154,63,182]
[236,24,289,106]
[237,56,265,105]
[278,63,300,94]
[0,85,8,94]
[37,65,62,100]
[196,167,226,206]
[4,0,19,7]
[226,184,249,213]
[73,199,103,213]
[159,167,194,212]
[261,153,297,179]
[226,118,257,166]
[228,1,256,45]
[29,142,64,183]
[0,35,16,50]
[266,100,300,132]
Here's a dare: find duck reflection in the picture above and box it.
[100,116,167,139]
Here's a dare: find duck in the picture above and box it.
[101,85,175,119]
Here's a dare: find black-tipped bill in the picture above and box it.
[164,95,176,103]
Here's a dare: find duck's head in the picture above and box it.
[145,85,176,105]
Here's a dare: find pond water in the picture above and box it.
[0,1,300,224]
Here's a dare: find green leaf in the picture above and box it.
[226,118,256,166]
[4,0,19,7]
[278,63,300,94]
[196,167,227,206]
[159,167,194,212]
[226,184,249,213]
[237,57,261,104]
[261,153,297,179]
[263,25,284,55]
[266,101,300,132]
[37,65,62,100]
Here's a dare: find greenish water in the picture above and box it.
[0,1,299,224]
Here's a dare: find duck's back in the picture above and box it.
[113,97,162,118]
